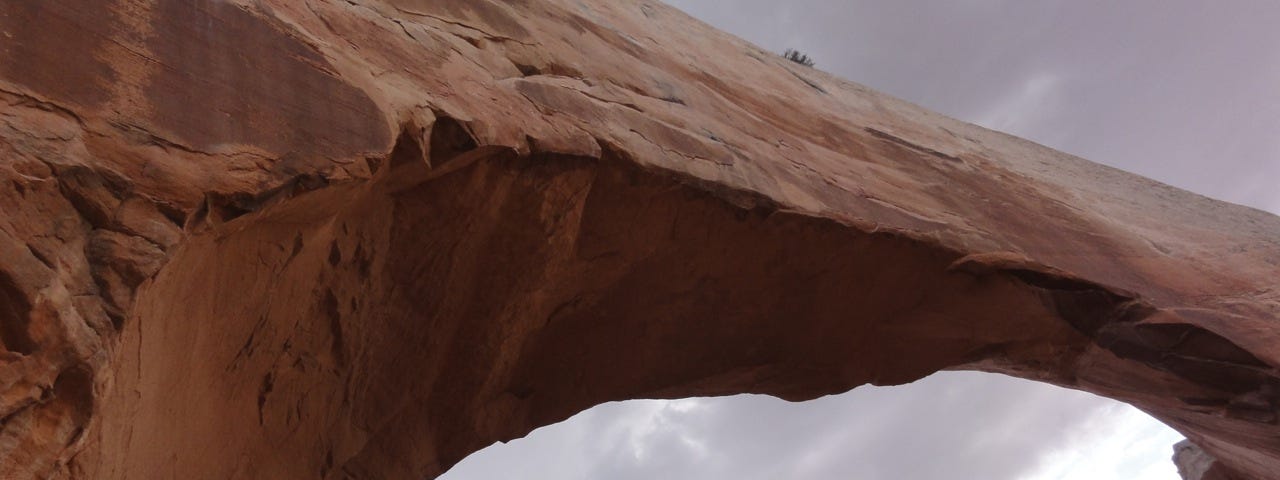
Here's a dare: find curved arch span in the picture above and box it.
[92,126,1276,480]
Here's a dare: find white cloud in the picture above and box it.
[442,373,1184,480]
[1025,404,1183,480]
[973,71,1067,143]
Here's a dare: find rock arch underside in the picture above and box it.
[0,1,1277,479]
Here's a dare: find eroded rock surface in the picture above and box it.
[0,1,1277,478]
[1177,440,1245,480]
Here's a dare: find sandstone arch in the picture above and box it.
[1,1,1277,479]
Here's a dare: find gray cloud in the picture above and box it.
[442,1,1278,479]
[445,374,1179,480]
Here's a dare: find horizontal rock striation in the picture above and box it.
[0,0,1276,478]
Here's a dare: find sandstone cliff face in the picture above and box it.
[0,1,1277,479]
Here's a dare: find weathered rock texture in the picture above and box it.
[1177,440,1246,480]
[0,1,1277,478]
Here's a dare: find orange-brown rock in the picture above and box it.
[1,1,1277,479]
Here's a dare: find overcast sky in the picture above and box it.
[443,1,1280,479]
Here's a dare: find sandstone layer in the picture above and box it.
[0,1,1277,479]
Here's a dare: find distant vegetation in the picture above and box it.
[783,49,815,67]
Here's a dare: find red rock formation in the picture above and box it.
[0,1,1276,478]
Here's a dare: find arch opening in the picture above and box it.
[441,371,1186,480]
